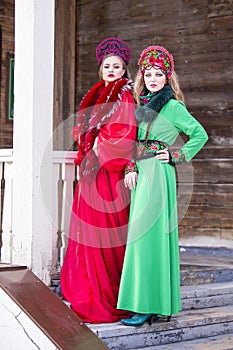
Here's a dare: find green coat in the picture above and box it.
[117,99,208,316]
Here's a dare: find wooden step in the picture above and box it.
[139,333,233,349]
[180,247,233,286]
[181,281,233,310]
[49,247,233,349]
[51,281,233,312]
[89,305,233,349]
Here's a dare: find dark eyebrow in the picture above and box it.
[104,62,121,66]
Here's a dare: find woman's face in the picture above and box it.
[102,56,125,84]
[144,67,166,93]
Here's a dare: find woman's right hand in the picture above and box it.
[124,172,138,190]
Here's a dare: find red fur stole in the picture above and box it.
[73,78,132,177]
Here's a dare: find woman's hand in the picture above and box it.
[155,148,170,163]
[124,172,138,190]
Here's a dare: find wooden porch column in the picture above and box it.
[12,0,55,283]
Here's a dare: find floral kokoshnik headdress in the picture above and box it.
[138,45,174,79]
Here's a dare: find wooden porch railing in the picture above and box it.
[0,149,77,277]
[51,151,77,276]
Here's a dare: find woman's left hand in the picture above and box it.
[155,148,170,163]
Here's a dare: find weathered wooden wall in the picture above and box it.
[0,0,14,148]
[75,0,233,242]
[1,0,232,242]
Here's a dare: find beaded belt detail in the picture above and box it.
[136,139,167,160]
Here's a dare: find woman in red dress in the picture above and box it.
[60,38,136,323]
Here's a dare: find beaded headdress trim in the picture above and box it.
[96,37,131,65]
[138,45,174,79]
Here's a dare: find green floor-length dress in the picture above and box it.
[117,99,208,316]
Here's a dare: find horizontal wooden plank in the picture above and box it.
[179,213,233,230]
[195,147,233,159]
[179,226,222,239]
[179,226,233,240]
[179,225,231,240]
[179,204,233,220]
[176,159,233,184]
[186,92,233,109]
[180,216,222,229]
[178,192,233,208]
[208,0,233,17]
[192,183,233,194]
[221,229,233,240]
[178,183,233,198]
[77,0,208,24]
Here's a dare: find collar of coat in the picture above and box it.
[77,77,133,132]
[136,85,174,123]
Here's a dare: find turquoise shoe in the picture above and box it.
[121,313,154,326]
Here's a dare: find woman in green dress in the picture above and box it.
[117,45,208,326]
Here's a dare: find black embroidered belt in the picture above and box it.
[136,139,167,160]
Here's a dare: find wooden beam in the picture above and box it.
[0,265,109,350]
[53,0,76,150]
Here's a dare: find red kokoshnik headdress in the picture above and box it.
[138,45,174,79]
[96,37,131,65]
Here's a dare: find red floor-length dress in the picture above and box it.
[60,82,136,323]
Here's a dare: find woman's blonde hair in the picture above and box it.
[98,54,131,80]
[133,70,184,105]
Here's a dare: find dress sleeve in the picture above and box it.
[170,101,208,163]
[125,160,139,174]
[97,91,137,172]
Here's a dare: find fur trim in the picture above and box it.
[73,78,133,174]
[77,78,132,132]
[135,85,174,123]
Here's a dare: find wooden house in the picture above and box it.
[0,0,233,281]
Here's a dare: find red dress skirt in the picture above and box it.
[60,92,136,323]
